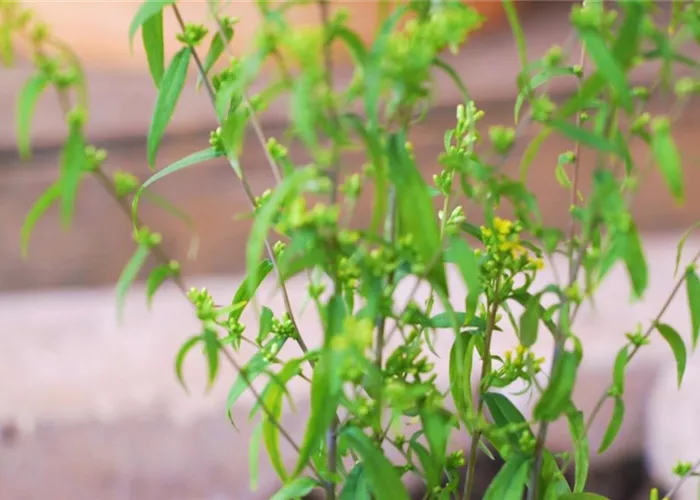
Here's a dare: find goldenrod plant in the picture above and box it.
[5,0,700,498]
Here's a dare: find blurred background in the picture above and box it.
[2,1,700,499]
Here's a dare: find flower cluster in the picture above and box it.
[477,217,544,284]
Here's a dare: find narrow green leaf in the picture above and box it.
[566,407,589,493]
[484,392,533,458]
[449,332,476,421]
[656,323,687,387]
[331,25,368,64]
[202,327,220,388]
[650,117,684,203]
[147,47,192,169]
[620,222,648,300]
[293,296,346,477]
[263,358,306,481]
[145,264,171,307]
[420,408,454,475]
[433,57,471,103]
[116,244,150,320]
[249,420,263,492]
[133,147,224,223]
[575,27,632,111]
[686,269,700,348]
[555,161,572,189]
[386,132,446,293]
[231,259,274,322]
[258,306,274,344]
[269,476,318,500]
[503,0,528,92]
[200,22,234,81]
[613,347,628,395]
[142,10,165,87]
[483,454,530,500]
[598,396,624,454]
[409,439,441,490]
[611,2,644,69]
[558,73,605,120]
[20,183,61,259]
[519,128,551,182]
[340,463,371,500]
[16,73,49,160]
[519,294,541,348]
[59,120,87,228]
[290,72,317,148]
[364,6,408,133]
[447,237,482,323]
[549,119,620,154]
[174,335,202,391]
[342,427,411,500]
[534,350,579,422]
[675,222,700,277]
[128,0,175,51]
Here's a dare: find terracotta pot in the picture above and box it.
[19,1,513,73]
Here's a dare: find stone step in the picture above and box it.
[1,233,697,497]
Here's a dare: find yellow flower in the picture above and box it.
[530,256,545,270]
[480,226,492,238]
[493,217,513,235]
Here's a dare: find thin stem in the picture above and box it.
[462,298,499,500]
[584,248,700,435]
[170,4,311,359]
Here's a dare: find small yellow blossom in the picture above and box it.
[493,217,514,235]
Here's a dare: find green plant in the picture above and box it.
[5,0,700,498]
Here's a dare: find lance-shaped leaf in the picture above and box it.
[59,118,87,228]
[115,243,151,320]
[651,117,684,204]
[16,73,49,160]
[21,183,61,258]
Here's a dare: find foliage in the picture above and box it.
[5,0,700,498]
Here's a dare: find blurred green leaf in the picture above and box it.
[293,295,346,477]
[387,132,447,293]
[263,357,306,481]
[175,335,202,392]
[483,454,530,500]
[433,57,471,103]
[549,119,620,154]
[519,128,551,182]
[331,25,368,65]
[364,6,407,133]
[147,47,192,169]
[290,72,318,149]
[449,332,476,425]
[249,420,263,492]
[20,182,60,259]
[342,427,411,500]
[202,326,220,388]
[116,243,150,320]
[566,406,589,493]
[598,396,624,454]
[576,27,632,111]
[675,222,700,277]
[199,21,233,85]
[340,463,371,500]
[534,350,579,422]
[16,73,49,160]
[446,237,482,323]
[657,323,687,387]
[146,264,172,307]
[613,347,628,395]
[519,294,541,348]
[420,408,454,478]
[59,120,87,228]
[611,2,644,69]
[128,0,175,50]
[142,10,165,87]
[686,269,700,348]
[620,221,648,300]
[269,476,318,500]
[651,117,684,204]
[133,147,224,224]
[231,259,274,322]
